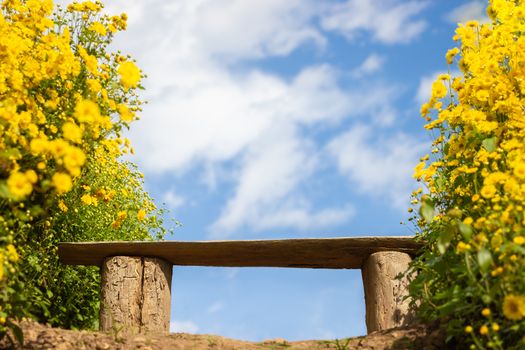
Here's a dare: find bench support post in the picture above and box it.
[361,251,415,333]
[100,256,172,334]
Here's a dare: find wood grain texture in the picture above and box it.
[100,256,142,334]
[59,237,423,269]
[100,256,172,334]
[141,258,172,333]
[361,251,416,333]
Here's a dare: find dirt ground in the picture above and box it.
[0,320,446,350]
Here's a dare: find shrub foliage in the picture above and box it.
[409,0,525,348]
[0,0,167,340]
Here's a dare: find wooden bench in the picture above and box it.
[58,236,422,335]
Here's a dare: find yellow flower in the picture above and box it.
[446,47,460,64]
[117,211,127,220]
[62,122,82,143]
[431,80,447,100]
[81,194,97,206]
[481,308,490,317]
[479,325,489,335]
[30,137,49,154]
[86,79,102,93]
[513,163,525,179]
[137,209,146,221]
[513,236,525,245]
[413,162,426,179]
[52,172,73,194]
[58,200,68,212]
[25,170,38,184]
[89,21,107,36]
[74,99,101,124]
[456,241,471,253]
[110,220,121,229]
[7,172,33,199]
[502,294,525,321]
[63,147,86,176]
[492,323,499,332]
[480,184,497,199]
[6,244,19,262]
[117,104,134,122]
[463,217,473,225]
[118,61,141,89]
[464,325,473,333]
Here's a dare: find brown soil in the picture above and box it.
[0,320,446,350]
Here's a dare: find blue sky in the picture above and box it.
[96,0,489,341]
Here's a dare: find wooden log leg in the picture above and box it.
[361,251,415,333]
[141,257,172,333]
[100,256,172,334]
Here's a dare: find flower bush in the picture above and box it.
[0,0,167,341]
[409,0,525,348]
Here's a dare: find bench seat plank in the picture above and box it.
[58,236,422,269]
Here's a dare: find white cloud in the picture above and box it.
[327,124,427,208]
[103,0,409,236]
[163,190,185,209]
[207,302,224,314]
[130,64,354,173]
[170,320,199,333]
[252,203,355,232]
[445,1,489,24]
[104,0,323,65]
[208,124,317,236]
[351,53,385,77]
[321,0,428,44]
[184,0,325,62]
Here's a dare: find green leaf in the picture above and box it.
[0,183,12,199]
[437,227,454,254]
[477,248,493,273]
[482,137,497,152]
[458,222,473,240]
[420,201,435,224]
[7,321,23,345]
[0,148,22,159]
[435,176,445,192]
[481,294,492,304]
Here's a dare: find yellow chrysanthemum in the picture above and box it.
[479,325,489,335]
[513,236,525,245]
[58,200,68,212]
[480,184,497,199]
[117,211,127,220]
[89,21,107,36]
[513,163,525,179]
[117,104,134,122]
[6,244,19,262]
[7,171,33,199]
[62,122,83,143]
[117,61,141,89]
[446,47,460,64]
[431,80,447,100]
[81,194,98,206]
[502,294,525,321]
[52,172,73,194]
[74,99,101,124]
